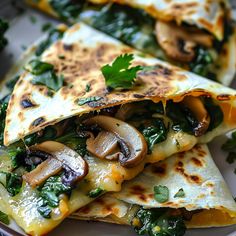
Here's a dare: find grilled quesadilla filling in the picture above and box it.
[34,1,233,81]
[0,93,223,221]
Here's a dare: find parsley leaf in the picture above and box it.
[154,185,169,203]
[88,187,104,198]
[101,54,142,89]
[26,60,64,92]
[0,211,9,225]
[174,188,185,198]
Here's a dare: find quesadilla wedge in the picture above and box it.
[1,22,236,235]
[26,0,236,85]
[72,144,236,235]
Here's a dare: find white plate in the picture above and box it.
[0,3,236,236]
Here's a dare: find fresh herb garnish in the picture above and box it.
[132,208,186,236]
[154,185,169,203]
[141,119,168,152]
[35,28,64,56]
[174,188,185,198]
[0,172,22,196]
[29,15,37,24]
[26,60,64,92]
[0,19,8,51]
[88,187,104,198]
[0,211,9,225]
[6,75,20,91]
[0,96,8,146]
[101,54,142,90]
[8,146,25,169]
[78,96,102,106]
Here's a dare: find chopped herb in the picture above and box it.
[0,172,22,196]
[78,96,102,106]
[58,54,65,59]
[88,187,104,198]
[85,83,91,92]
[101,54,142,90]
[0,19,8,51]
[0,211,9,225]
[29,15,37,24]
[41,22,52,32]
[36,28,64,56]
[141,119,168,153]
[37,198,52,219]
[133,208,186,236]
[0,96,8,146]
[174,188,185,198]
[26,60,64,92]
[49,0,85,21]
[154,185,169,203]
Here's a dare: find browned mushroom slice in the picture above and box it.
[155,21,213,62]
[87,131,119,159]
[23,141,88,187]
[182,96,210,136]
[84,115,148,168]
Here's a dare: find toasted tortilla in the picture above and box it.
[72,144,236,228]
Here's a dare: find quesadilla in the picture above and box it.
[26,0,236,85]
[1,22,236,235]
[72,144,236,235]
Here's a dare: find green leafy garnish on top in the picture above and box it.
[174,188,185,198]
[101,54,143,90]
[0,19,8,51]
[26,59,64,92]
[154,185,169,203]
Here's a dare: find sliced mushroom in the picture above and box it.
[23,141,88,187]
[182,96,210,136]
[84,115,148,168]
[155,21,213,62]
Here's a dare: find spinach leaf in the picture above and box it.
[26,60,64,92]
[49,0,85,21]
[88,187,104,198]
[0,211,9,225]
[8,146,25,169]
[166,101,195,135]
[133,208,186,236]
[36,28,64,56]
[204,98,223,131]
[0,172,22,196]
[37,176,71,218]
[190,48,214,79]
[56,131,88,157]
[78,96,102,106]
[154,185,169,203]
[89,4,159,56]
[141,119,167,152]
[0,19,8,51]
[0,96,9,146]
